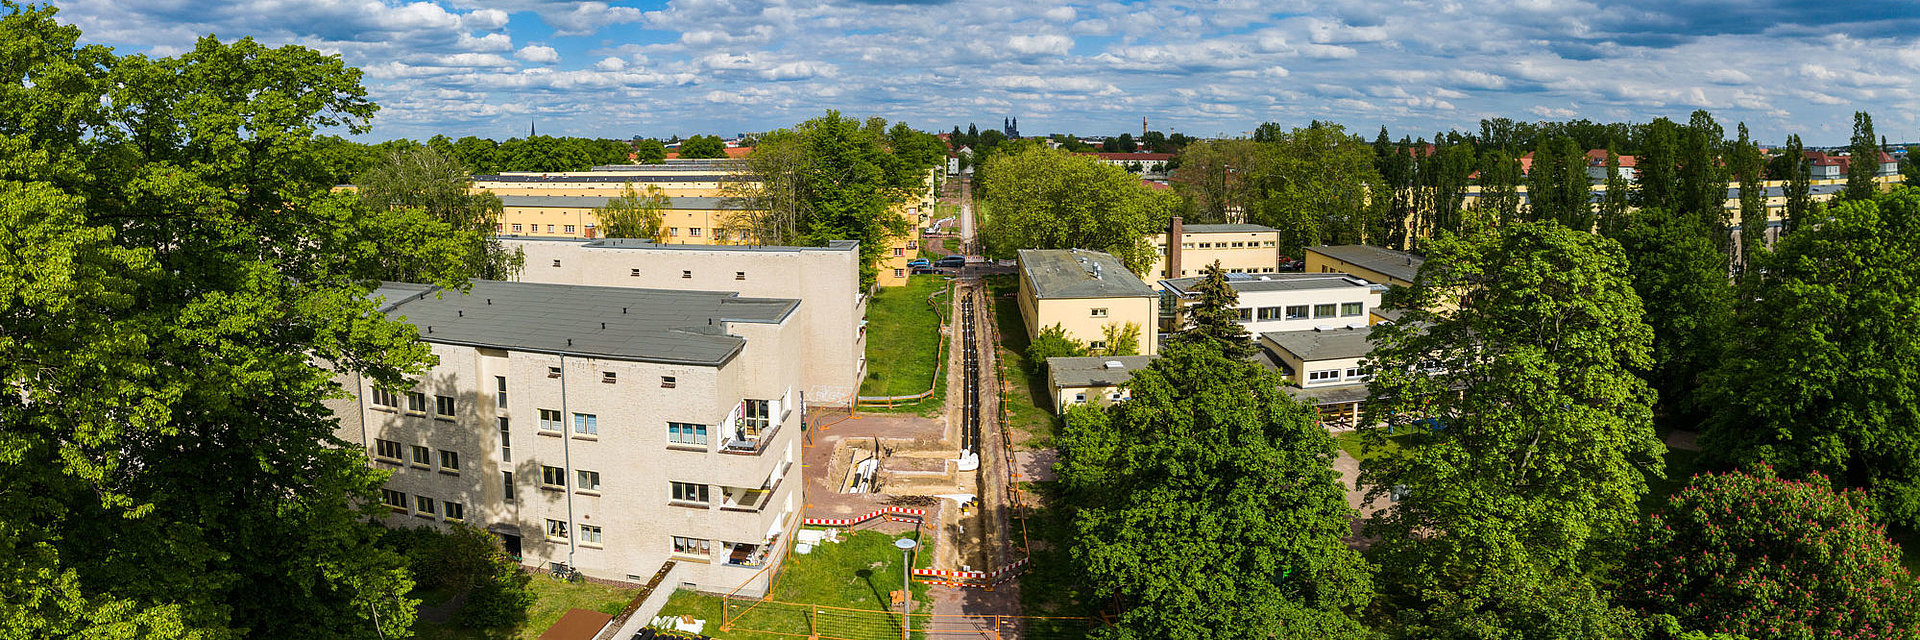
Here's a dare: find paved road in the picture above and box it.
[958,169,975,254]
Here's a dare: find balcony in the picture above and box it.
[719,460,790,513]
[718,396,796,455]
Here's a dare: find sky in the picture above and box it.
[46,0,1920,146]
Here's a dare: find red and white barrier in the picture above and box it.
[801,507,927,527]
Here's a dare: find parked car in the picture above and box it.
[934,255,967,268]
[906,258,931,268]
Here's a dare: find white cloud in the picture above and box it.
[1007,34,1073,56]
[516,45,559,64]
[595,56,627,71]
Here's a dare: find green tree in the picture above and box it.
[1599,150,1632,237]
[1846,111,1882,201]
[1250,122,1383,254]
[1677,111,1730,256]
[1622,466,1920,637]
[1779,134,1814,236]
[1635,118,1681,212]
[1170,138,1269,224]
[1701,187,1920,528]
[1732,123,1768,279]
[979,146,1177,274]
[1057,342,1374,639]
[1171,261,1255,360]
[1611,208,1734,424]
[1096,322,1142,357]
[0,5,456,637]
[1026,323,1087,372]
[450,135,500,174]
[594,182,669,240]
[355,145,523,281]
[1361,221,1662,636]
[1527,135,1591,229]
[1475,149,1525,228]
[678,134,727,159]
[631,138,667,164]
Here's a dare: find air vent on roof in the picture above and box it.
[1104,360,1124,369]
[1348,322,1368,330]
[1343,276,1369,286]
[1258,276,1270,281]
[1315,325,1336,332]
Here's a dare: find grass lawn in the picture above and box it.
[653,529,934,639]
[414,576,638,640]
[1014,482,1098,640]
[859,275,949,414]
[984,275,1058,449]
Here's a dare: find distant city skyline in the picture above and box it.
[50,0,1920,146]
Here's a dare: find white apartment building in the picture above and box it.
[504,237,867,407]
[339,280,803,596]
[1157,272,1384,335]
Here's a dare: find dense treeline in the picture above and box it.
[314,134,637,184]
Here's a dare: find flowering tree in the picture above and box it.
[1623,466,1920,638]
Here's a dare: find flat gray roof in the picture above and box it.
[1160,272,1372,296]
[498,195,742,210]
[1306,245,1423,283]
[583,238,858,252]
[1285,383,1370,407]
[1261,326,1375,362]
[472,174,732,184]
[1018,249,1156,299]
[589,164,743,172]
[372,280,797,366]
[1048,355,1156,388]
[1178,223,1277,234]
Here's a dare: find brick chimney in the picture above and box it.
[1167,216,1183,278]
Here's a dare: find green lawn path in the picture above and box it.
[653,529,934,639]
[858,275,949,414]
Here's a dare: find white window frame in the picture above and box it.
[577,469,601,492]
[1307,370,1341,383]
[572,412,598,437]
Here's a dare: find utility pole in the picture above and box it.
[894,537,918,640]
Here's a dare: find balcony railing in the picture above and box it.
[719,416,783,455]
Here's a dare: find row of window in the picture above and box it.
[1306,367,1369,383]
[374,439,462,472]
[372,390,457,418]
[544,519,603,545]
[1162,267,1281,277]
[500,223,730,242]
[1160,240,1279,251]
[381,489,466,521]
[1242,302,1365,322]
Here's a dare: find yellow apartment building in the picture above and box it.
[497,195,744,242]
[1146,219,1282,279]
[1016,249,1159,355]
[1303,245,1423,289]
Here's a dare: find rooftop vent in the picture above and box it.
[1315,325,1336,332]
[1348,322,1368,330]
[1104,360,1125,369]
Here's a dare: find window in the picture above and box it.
[435,395,455,418]
[438,449,460,472]
[539,409,562,432]
[681,270,692,279]
[547,366,561,378]
[503,471,515,501]
[1285,305,1308,320]
[735,271,745,281]
[1313,303,1338,318]
[1232,241,1245,248]
[673,536,710,557]
[498,418,512,463]
[584,224,595,235]
[689,228,702,237]
[545,519,568,540]
[1073,393,1087,403]
[572,412,597,436]
[671,481,709,504]
[602,371,617,384]
[374,439,403,461]
[893,268,904,278]
[579,524,603,545]
[578,470,601,492]
[661,376,677,388]
[381,489,407,511]
[1198,242,1212,249]
[1236,308,1252,321]
[714,229,728,242]
[1341,302,1364,317]
[669,422,708,446]
[551,259,561,267]
[512,223,523,232]
[563,225,575,234]
[414,495,435,516]
[406,392,427,414]
[1257,307,1283,321]
[541,466,565,488]
[445,501,464,521]
[740,400,770,437]
[1307,370,1341,382]
[892,247,904,256]
[1090,308,1108,318]
[1345,367,1368,381]
[547,224,554,233]
[630,268,641,277]
[1089,340,1107,351]
[411,445,431,467]
[372,389,398,409]
[495,376,507,408]
[669,227,679,237]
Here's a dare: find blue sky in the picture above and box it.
[48,0,1920,146]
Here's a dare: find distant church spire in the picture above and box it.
[530,120,536,137]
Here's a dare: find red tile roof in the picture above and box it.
[1585,149,1637,168]
[1080,152,1176,161]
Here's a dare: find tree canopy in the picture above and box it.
[677,134,727,159]
[1169,261,1256,359]
[593,182,669,240]
[979,146,1178,274]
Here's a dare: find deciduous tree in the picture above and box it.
[594,182,669,240]
[1847,112,1881,200]
[1612,208,1733,424]
[678,134,727,159]
[979,146,1177,274]
[355,145,523,280]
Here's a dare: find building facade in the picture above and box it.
[1303,245,1423,288]
[1158,273,1384,334]
[342,281,804,596]
[502,237,868,407]
[1147,219,1282,280]
[1016,249,1159,355]
[1045,355,1154,413]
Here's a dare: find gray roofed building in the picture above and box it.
[377,280,797,366]
[1260,326,1376,362]
[1047,355,1155,388]
[1179,223,1277,233]
[1017,249,1156,299]
[471,174,732,184]
[497,195,743,210]
[1305,245,1424,284]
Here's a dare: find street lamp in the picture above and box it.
[894,537,918,640]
